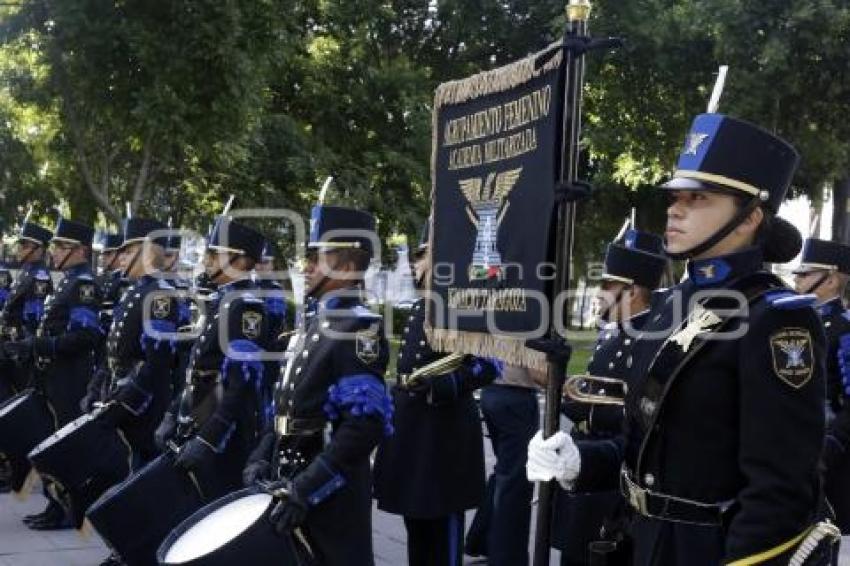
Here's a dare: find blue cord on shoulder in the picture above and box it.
[323,374,394,436]
[764,291,816,310]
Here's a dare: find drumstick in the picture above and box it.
[293,529,317,563]
[187,470,206,501]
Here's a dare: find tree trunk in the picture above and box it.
[832,178,850,244]
[130,139,154,212]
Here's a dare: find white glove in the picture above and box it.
[526,430,581,490]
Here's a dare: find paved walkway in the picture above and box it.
[1,402,848,565]
[0,487,503,565]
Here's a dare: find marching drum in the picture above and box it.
[28,410,132,527]
[157,487,312,566]
[0,389,55,493]
[87,451,206,566]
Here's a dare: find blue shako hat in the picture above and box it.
[120,218,169,249]
[52,217,95,247]
[660,113,802,263]
[19,222,53,247]
[207,217,265,262]
[308,205,377,260]
[792,238,850,276]
[602,229,667,290]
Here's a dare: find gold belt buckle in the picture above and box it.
[276,416,290,436]
[627,477,648,514]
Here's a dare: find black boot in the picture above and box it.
[27,502,73,530]
[98,553,126,566]
[22,502,54,525]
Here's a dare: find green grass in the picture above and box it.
[568,339,594,375]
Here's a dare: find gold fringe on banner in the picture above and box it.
[424,42,564,371]
[434,42,563,109]
[425,327,550,373]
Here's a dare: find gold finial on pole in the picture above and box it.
[566,0,592,23]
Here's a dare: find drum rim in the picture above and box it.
[156,486,271,565]
[27,414,132,490]
[0,389,35,416]
[28,412,96,457]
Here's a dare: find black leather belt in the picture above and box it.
[107,360,145,390]
[620,468,731,526]
[188,369,219,384]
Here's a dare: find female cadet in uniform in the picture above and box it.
[528,113,831,565]
[373,226,501,566]
[793,239,850,533]
[551,230,666,565]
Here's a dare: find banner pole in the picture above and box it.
[532,2,592,564]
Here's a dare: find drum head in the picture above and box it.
[163,492,272,564]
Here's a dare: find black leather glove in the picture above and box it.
[155,412,178,452]
[94,402,129,428]
[243,459,272,487]
[32,336,56,358]
[4,338,33,363]
[268,480,309,534]
[428,357,503,405]
[174,437,213,472]
[79,392,96,413]
[400,376,430,397]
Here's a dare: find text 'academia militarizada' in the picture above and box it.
[443,85,552,171]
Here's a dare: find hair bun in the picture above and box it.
[762,216,802,264]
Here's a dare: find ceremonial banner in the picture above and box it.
[426,44,565,370]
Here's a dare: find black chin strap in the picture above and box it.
[598,284,630,326]
[804,271,831,296]
[665,197,761,260]
[123,246,142,278]
[209,254,237,285]
[19,244,39,266]
[306,275,332,302]
[55,245,77,271]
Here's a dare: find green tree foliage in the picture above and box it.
[0,0,847,257]
[0,0,281,223]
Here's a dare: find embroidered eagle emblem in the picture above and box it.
[780,342,807,368]
[698,263,716,280]
[79,283,95,303]
[770,328,814,388]
[34,281,48,296]
[241,311,263,339]
[356,329,380,364]
[684,133,709,156]
[152,296,171,319]
[458,168,523,281]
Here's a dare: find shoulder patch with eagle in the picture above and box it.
[769,327,814,389]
